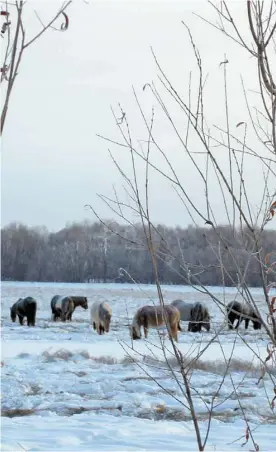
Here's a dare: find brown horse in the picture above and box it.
[68,296,88,321]
[130,304,181,342]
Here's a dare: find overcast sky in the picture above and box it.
[2,1,273,231]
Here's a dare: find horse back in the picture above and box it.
[171,299,194,321]
[138,304,179,326]
[17,297,37,313]
[226,301,243,314]
[91,300,111,321]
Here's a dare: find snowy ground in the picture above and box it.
[1,282,276,451]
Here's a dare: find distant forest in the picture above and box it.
[1,221,275,286]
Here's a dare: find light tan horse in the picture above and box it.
[90,300,112,335]
[130,304,181,342]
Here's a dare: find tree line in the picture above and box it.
[1,220,275,286]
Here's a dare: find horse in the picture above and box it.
[226,301,261,330]
[130,304,181,342]
[51,295,88,322]
[50,295,74,322]
[67,296,88,321]
[10,297,37,327]
[171,299,211,332]
[90,300,112,335]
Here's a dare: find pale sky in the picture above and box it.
[2,1,274,231]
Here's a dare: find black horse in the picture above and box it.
[10,297,37,327]
[226,301,261,330]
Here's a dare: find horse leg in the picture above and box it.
[144,315,149,339]
[93,322,96,330]
[227,313,235,329]
[245,318,249,329]
[97,324,103,335]
[234,315,242,329]
[171,324,178,342]
[18,315,24,325]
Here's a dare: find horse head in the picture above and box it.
[10,307,16,322]
[82,297,88,310]
[189,322,201,333]
[253,318,262,330]
[103,312,111,333]
[130,320,141,340]
[202,311,211,331]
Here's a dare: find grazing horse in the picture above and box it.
[50,295,74,322]
[171,299,211,332]
[10,297,37,327]
[226,301,261,330]
[130,304,181,342]
[51,295,88,322]
[90,300,112,335]
[67,296,88,321]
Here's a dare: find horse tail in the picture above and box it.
[61,297,71,321]
[191,302,202,321]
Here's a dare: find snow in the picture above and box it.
[1,282,276,451]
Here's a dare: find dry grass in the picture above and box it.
[140,354,275,377]
[42,349,90,362]
[17,353,30,359]
[60,405,122,416]
[1,405,123,418]
[41,349,123,365]
[136,404,240,423]
[1,408,36,418]
[91,355,119,365]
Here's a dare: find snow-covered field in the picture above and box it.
[1,282,276,451]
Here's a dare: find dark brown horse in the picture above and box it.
[68,296,88,321]
[226,301,261,330]
[10,297,37,327]
[130,304,181,342]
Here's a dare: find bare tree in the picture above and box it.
[97,1,276,450]
[1,0,71,135]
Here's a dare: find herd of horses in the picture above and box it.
[10,295,262,341]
